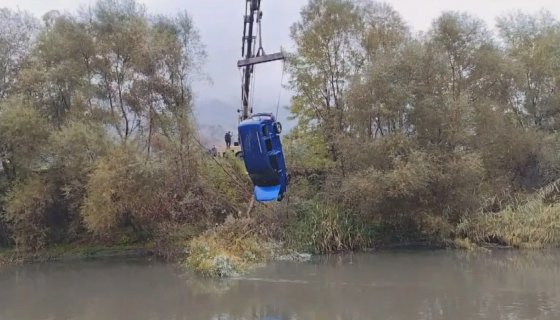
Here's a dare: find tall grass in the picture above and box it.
[284,201,374,254]
[459,180,560,248]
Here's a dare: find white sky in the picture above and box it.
[1,0,560,129]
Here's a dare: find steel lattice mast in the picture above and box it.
[238,0,285,121]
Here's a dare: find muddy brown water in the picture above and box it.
[1,249,559,320]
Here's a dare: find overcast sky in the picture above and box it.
[2,0,560,130]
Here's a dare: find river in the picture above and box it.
[0,249,559,320]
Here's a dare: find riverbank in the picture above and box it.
[0,237,547,276]
[0,242,446,275]
[0,241,528,273]
[1,200,558,272]
[0,243,161,265]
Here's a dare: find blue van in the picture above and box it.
[238,113,288,202]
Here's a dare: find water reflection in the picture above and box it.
[0,250,559,319]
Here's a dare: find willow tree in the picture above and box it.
[407,12,496,149]
[79,2,209,237]
[0,8,40,100]
[346,2,410,139]
[17,13,94,127]
[287,0,363,166]
[0,0,210,250]
[497,10,560,131]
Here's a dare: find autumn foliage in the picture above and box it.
[2,0,560,255]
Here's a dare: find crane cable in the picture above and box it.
[191,134,276,212]
[187,106,253,197]
[188,107,274,211]
[192,135,253,197]
[276,59,285,119]
[249,15,260,115]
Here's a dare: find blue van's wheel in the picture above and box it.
[273,122,282,134]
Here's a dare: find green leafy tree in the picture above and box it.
[497,10,560,130]
[287,0,363,167]
[0,8,40,100]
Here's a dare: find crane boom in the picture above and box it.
[238,0,285,121]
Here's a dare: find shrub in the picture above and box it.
[184,216,269,277]
[80,145,166,240]
[199,156,252,211]
[4,176,54,251]
[0,99,50,181]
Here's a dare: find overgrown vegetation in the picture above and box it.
[284,201,373,254]
[0,1,236,257]
[185,216,269,277]
[280,1,560,252]
[458,179,560,248]
[3,0,560,275]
